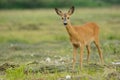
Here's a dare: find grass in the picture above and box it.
[0,7,120,80]
[6,66,25,80]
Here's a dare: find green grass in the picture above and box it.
[6,66,25,80]
[0,7,120,80]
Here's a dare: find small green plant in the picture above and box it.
[6,66,26,80]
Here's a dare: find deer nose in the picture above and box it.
[64,23,67,25]
[63,19,67,25]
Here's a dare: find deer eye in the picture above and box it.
[62,17,64,20]
[67,17,69,19]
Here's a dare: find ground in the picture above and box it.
[0,7,120,80]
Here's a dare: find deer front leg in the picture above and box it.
[80,44,84,69]
[72,46,77,71]
[86,45,91,64]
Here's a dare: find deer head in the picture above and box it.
[55,6,75,25]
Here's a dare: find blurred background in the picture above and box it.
[0,0,120,80]
[0,0,120,9]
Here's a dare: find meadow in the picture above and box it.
[0,7,120,80]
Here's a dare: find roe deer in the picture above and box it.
[55,6,104,70]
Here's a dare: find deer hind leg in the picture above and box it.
[94,38,104,64]
[72,46,77,71]
[86,45,91,64]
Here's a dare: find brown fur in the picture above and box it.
[55,6,104,70]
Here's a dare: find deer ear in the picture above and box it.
[55,8,63,16]
[68,6,75,15]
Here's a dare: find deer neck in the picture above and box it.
[65,22,78,40]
